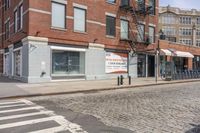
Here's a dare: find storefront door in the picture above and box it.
[137,54,146,77]
[148,55,155,77]
[4,54,9,75]
[14,50,21,76]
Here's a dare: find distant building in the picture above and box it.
[159,6,200,71]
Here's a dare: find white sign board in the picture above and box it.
[106,52,128,74]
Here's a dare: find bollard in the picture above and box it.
[128,76,131,85]
[117,76,120,86]
[120,75,124,85]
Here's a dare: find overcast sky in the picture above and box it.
[160,0,200,10]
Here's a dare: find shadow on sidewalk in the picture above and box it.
[0,76,21,83]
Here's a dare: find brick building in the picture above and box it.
[159,6,200,73]
[0,0,158,83]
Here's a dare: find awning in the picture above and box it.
[160,49,172,56]
[160,49,194,58]
[174,51,194,58]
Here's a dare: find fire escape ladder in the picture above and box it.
[120,0,148,54]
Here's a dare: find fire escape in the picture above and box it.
[119,0,154,55]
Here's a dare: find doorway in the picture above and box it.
[148,55,155,77]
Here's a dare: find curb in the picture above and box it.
[1,79,200,100]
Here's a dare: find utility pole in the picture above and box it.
[155,40,160,83]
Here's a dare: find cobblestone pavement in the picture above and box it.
[29,82,200,133]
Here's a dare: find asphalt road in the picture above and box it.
[0,82,200,132]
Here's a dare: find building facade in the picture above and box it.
[0,0,158,83]
[159,6,200,72]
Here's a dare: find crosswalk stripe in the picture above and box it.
[27,126,69,133]
[0,101,22,105]
[0,111,53,121]
[0,104,27,109]
[0,116,64,129]
[0,106,44,114]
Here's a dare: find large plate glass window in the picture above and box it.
[52,51,85,75]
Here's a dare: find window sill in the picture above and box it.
[106,2,117,5]
[74,30,87,34]
[106,35,115,39]
[51,27,67,32]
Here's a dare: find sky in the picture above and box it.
[160,0,200,10]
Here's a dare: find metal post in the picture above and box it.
[117,76,120,86]
[156,40,160,83]
[120,75,124,85]
[129,76,131,85]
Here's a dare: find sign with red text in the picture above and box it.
[106,52,128,74]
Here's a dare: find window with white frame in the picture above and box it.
[196,40,200,47]
[107,0,116,4]
[149,0,156,15]
[120,19,129,39]
[149,26,155,43]
[138,24,145,41]
[197,17,200,25]
[162,26,176,36]
[179,39,192,45]
[74,7,86,32]
[51,2,66,29]
[179,28,192,36]
[5,0,10,11]
[19,4,23,30]
[180,16,192,25]
[197,29,200,36]
[5,20,10,40]
[14,9,18,33]
[161,13,177,24]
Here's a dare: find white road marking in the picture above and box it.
[0,106,44,114]
[0,111,53,121]
[28,126,69,133]
[0,103,27,109]
[0,101,22,105]
[0,99,88,133]
[0,116,64,129]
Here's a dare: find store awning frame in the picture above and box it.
[160,49,194,58]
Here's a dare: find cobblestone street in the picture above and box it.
[29,82,200,133]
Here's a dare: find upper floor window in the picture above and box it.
[121,0,130,6]
[18,4,23,30]
[51,2,66,29]
[179,39,192,45]
[138,24,145,42]
[179,28,192,36]
[74,7,86,32]
[14,10,18,33]
[180,16,192,25]
[162,26,176,36]
[197,29,200,36]
[107,0,116,4]
[160,13,177,24]
[106,16,116,37]
[149,0,156,15]
[4,0,10,11]
[5,20,10,40]
[149,26,155,43]
[197,17,200,25]
[120,19,129,39]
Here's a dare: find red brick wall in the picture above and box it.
[0,0,29,49]
[28,0,159,51]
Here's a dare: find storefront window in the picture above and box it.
[52,50,85,75]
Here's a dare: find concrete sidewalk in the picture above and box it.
[0,76,200,99]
